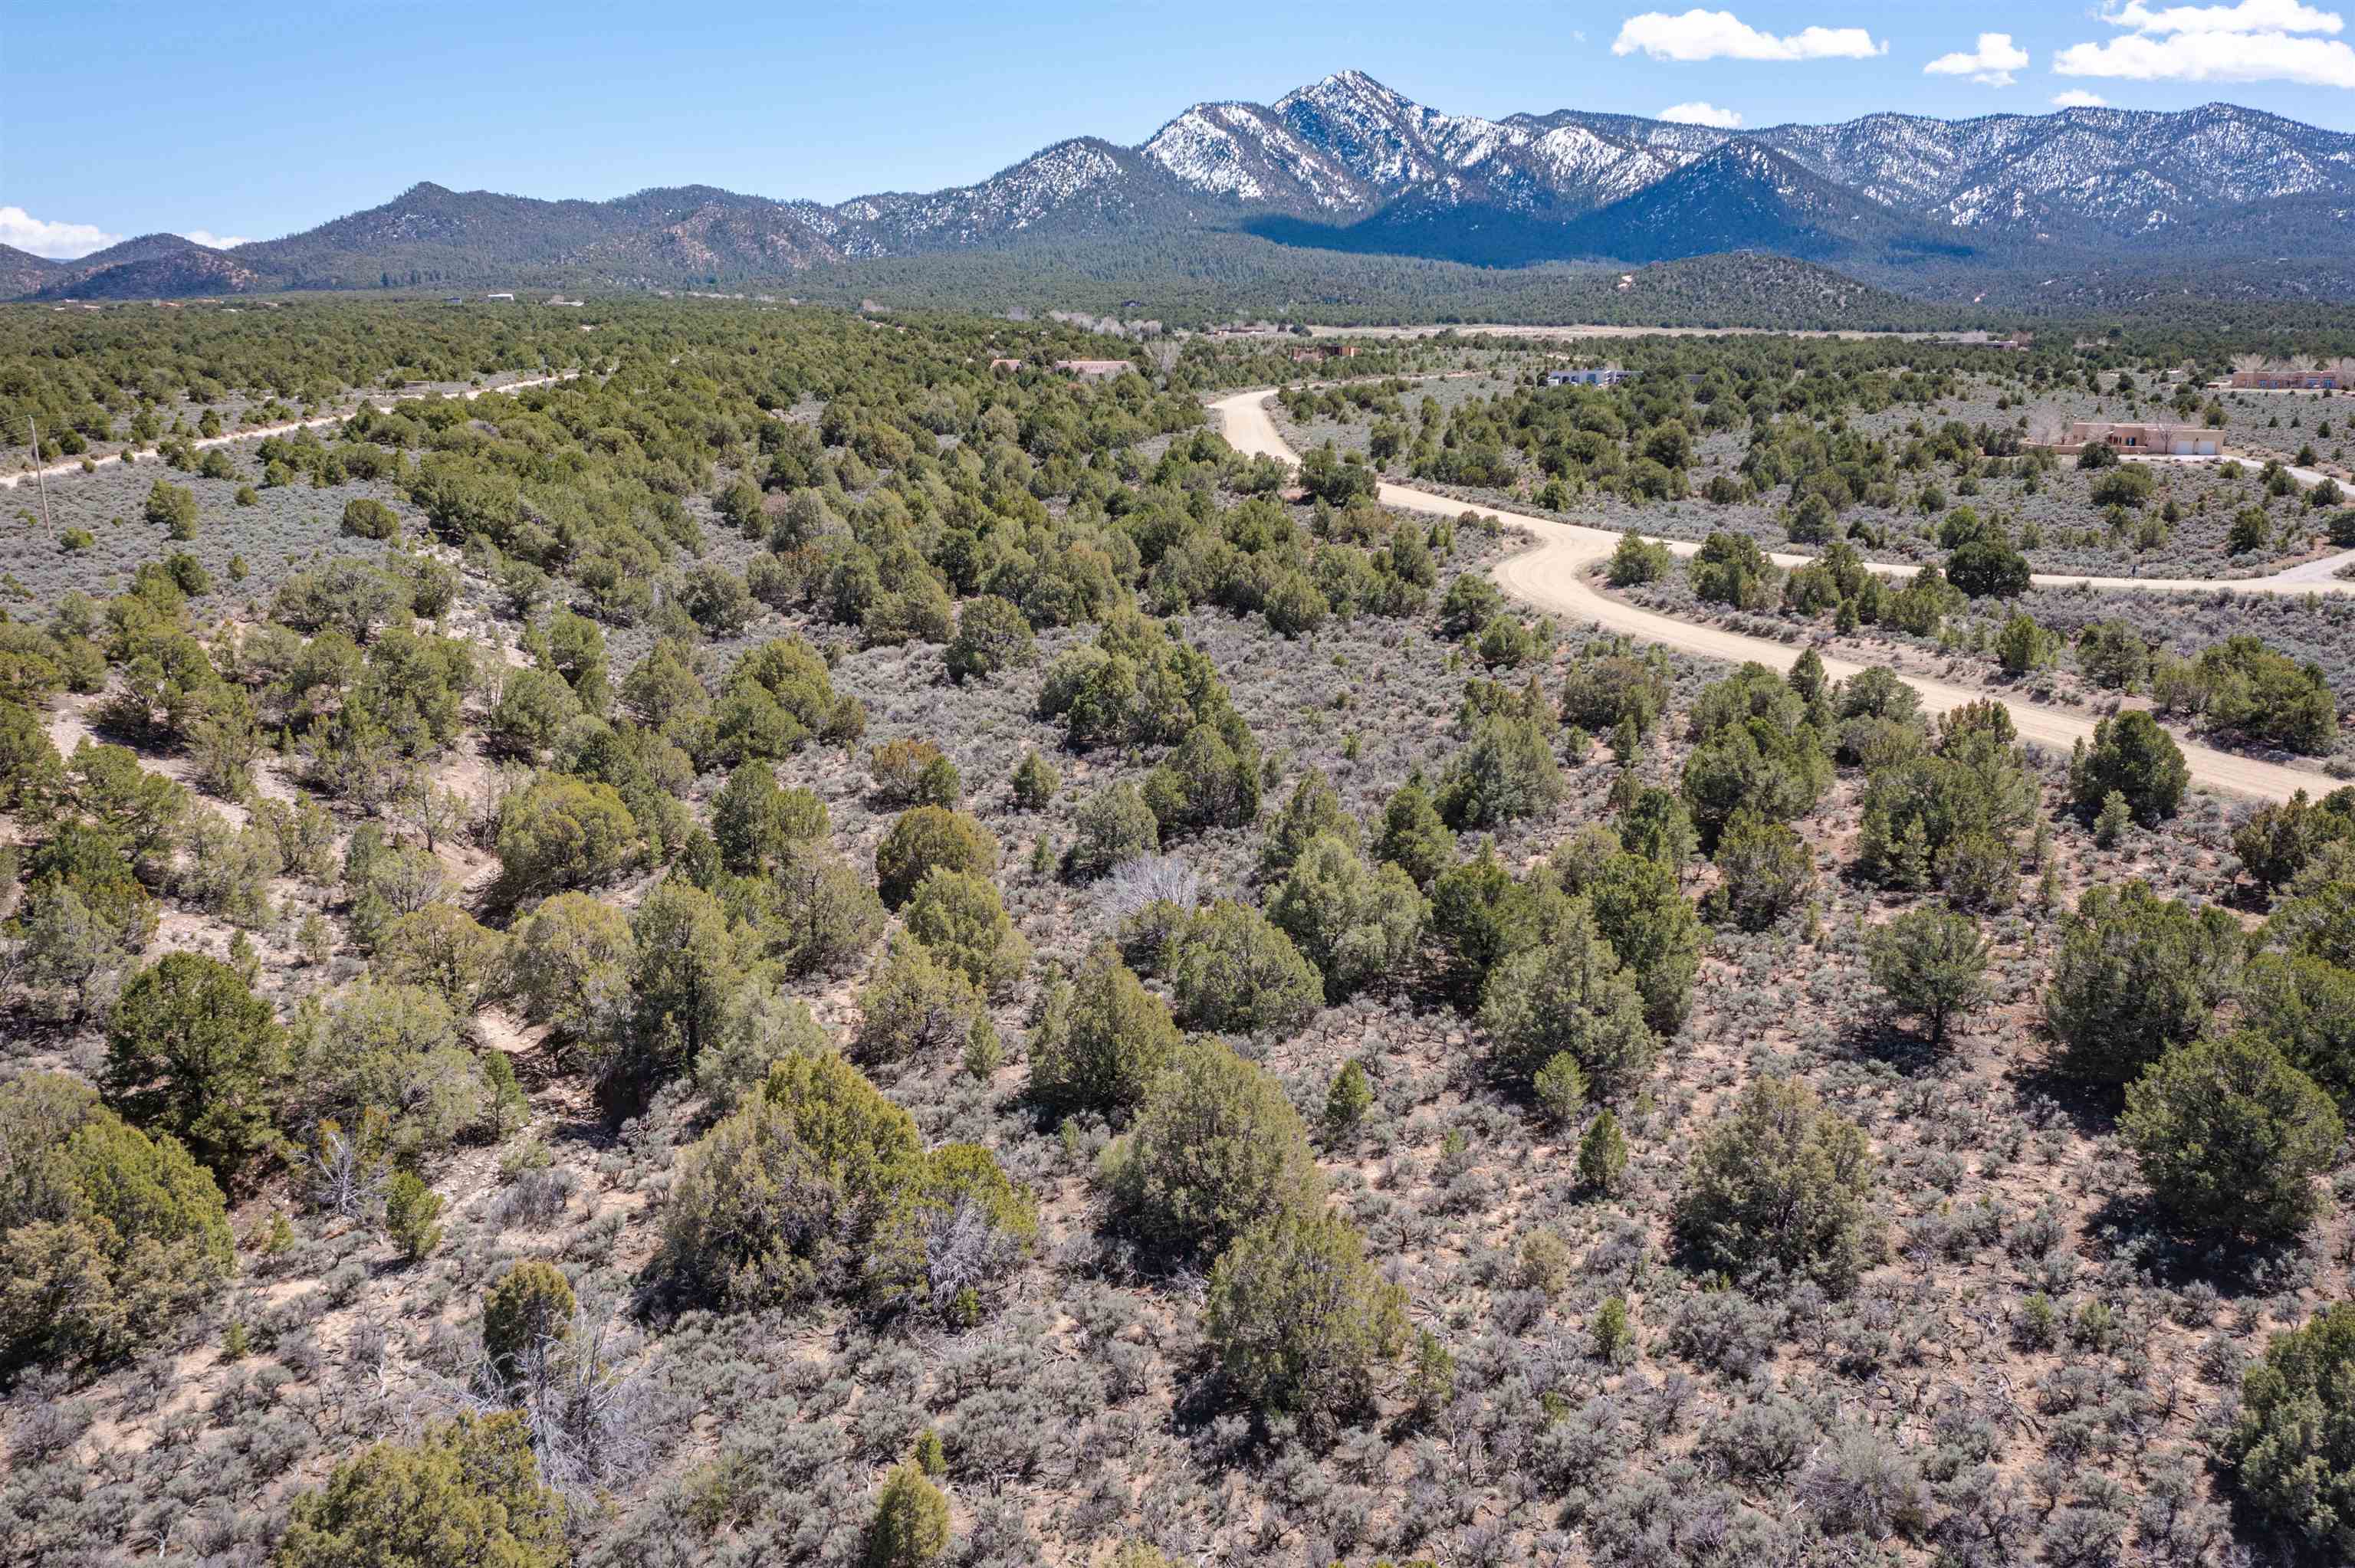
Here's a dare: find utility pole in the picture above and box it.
[26,418,54,533]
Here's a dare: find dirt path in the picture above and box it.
[1211,388,2337,803]
[1,370,581,490]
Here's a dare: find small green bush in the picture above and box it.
[481,1259,576,1387]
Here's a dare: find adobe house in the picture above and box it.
[2031,421,2220,457]
[1053,359,1132,379]
[2231,368,2340,390]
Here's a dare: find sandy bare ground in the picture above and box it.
[0,370,580,490]
[1211,387,2343,803]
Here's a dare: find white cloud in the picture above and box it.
[1659,100,1746,125]
[2102,0,2340,34]
[2058,0,2355,85]
[1924,32,2031,87]
[2056,25,2355,84]
[2051,89,2113,105]
[180,231,253,251]
[1612,9,1886,61]
[0,206,124,260]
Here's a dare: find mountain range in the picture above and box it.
[16,71,2355,307]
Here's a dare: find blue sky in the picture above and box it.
[6,0,2353,257]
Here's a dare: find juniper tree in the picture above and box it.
[103,952,282,1181]
[274,1414,566,1568]
[874,806,997,910]
[2069,710,2188,825]
[1107,1041,1325,1260]
[1867,906,1992,1045]
[1674,1076,1879,1293]
[1324,1059,1375,1137]
[1164,900,1322,1037]
[1204,1209,1407,1436]
[865,1463,951,1568]
[2047,881,2239,1084]
[1027,943,1181,1117]
[2121,1032,2341,1238]
[2221,1304,2355,1560]
[1578,1107,1630,1194]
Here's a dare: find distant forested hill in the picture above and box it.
[18,71,2355,320]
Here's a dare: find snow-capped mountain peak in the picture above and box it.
[1141,71,2355,253]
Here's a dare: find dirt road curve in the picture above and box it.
[2,371,580,491]
[1210,388,2332,804]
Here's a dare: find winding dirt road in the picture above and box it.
[2,370,580,491]
[1211,387,2339,803]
